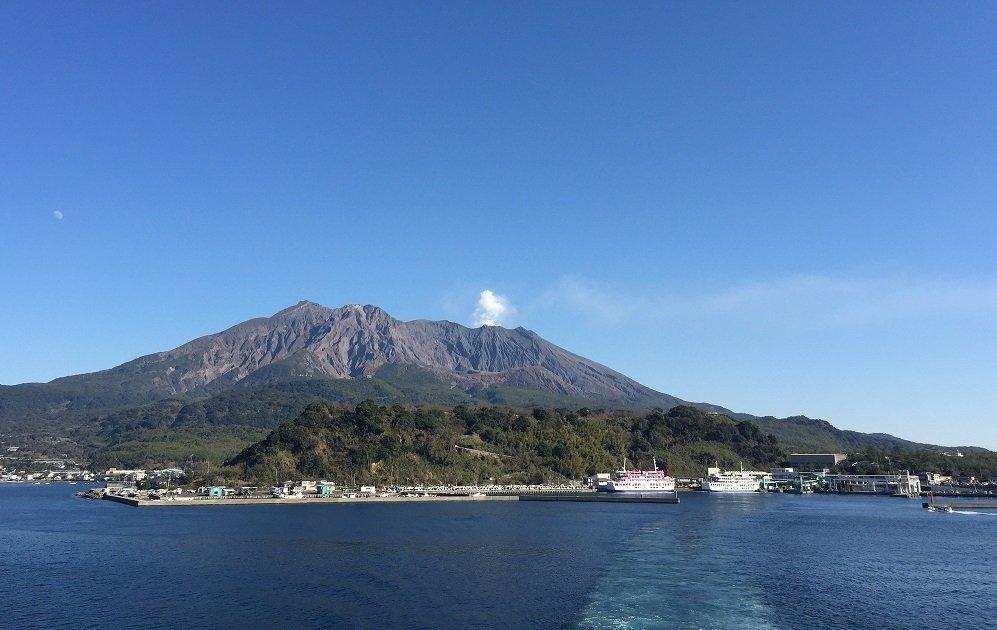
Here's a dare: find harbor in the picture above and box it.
[69,451,997,509]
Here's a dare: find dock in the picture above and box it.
[102,493,521,507]
[519,492,679,504]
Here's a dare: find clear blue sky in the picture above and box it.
[2,2,996,448]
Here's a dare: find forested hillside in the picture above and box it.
[831,447,997,479]
[224,402,785,486]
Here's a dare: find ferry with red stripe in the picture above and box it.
[601,457,676,494]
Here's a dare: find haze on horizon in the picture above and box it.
[2,3,996,449]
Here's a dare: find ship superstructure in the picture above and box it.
[601,458,676,494]
[702,464,764,493]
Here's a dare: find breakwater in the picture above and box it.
[520,493,679,504]
[103,493,523,507]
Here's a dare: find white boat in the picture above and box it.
[601,458,675,494]
[702,465,761,493]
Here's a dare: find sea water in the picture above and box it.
[1,485,993,629]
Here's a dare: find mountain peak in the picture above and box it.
[274,301,393,320]
[274,300,332,317]
[24,301,708,412]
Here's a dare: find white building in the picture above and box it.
[827,471,920,497]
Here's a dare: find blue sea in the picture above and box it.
[1,485,994,629]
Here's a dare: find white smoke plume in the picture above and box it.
[472,290,514,327]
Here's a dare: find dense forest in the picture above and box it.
[223,402,785,486]
[832,447,997,480]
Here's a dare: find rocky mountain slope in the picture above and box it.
[0,301,725,434]
[3,301,985,466]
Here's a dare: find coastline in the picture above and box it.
[104,493,524,507]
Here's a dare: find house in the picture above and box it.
[317,482,336,496]
[921,472,953,485]
[104,480,138,495]
[207,486,226,497]
[104,468,148,481]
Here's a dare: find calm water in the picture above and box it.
[1,485,994,629]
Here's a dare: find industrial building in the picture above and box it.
[787,453,847,469]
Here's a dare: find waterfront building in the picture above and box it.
[207,486,226,497]
[104,480,137,494]
[787,453,847,469]
[317,482,336,496]
[921,472,953,485]
[589,473,611,490]
[103,468,149,481]
[826,471,920,496]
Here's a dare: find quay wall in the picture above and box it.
[102,494,522,508]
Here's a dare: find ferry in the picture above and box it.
[702,465,762,493]
[602,458,675,494]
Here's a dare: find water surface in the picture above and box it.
[1,485,993,629]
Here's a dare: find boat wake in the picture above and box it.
[577,519,777,630]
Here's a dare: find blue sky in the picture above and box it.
[2,2,996,448]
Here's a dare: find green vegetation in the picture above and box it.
[746,415,989,454]
[89,425,269,470]
[7,360,984,470]
[222,402,785,486]
[832,447,997,479]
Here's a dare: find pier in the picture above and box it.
[519,492,679,504]
[102,493,521,507]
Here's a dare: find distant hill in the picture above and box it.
[745,415,989,454]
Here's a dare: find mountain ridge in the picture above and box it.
[1,301,987,462]
[0,301,726,432]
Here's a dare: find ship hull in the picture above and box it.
[704,488,758,493]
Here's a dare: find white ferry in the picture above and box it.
[602,458,675,494]
[702,465,762,493]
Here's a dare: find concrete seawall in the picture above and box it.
[520,493,679,504]
[102,493,524,507]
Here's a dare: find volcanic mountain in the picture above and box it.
[3,301,982,462]
[150,300,720,406]
[0,301,727,434]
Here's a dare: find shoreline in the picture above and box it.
[98,489,691,507]
[104,493,525,507]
